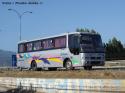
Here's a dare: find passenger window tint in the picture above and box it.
[33,41,42,51]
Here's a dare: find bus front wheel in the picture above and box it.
[65,60,73,70]
[84,66,92,70]
[31,60,37,71]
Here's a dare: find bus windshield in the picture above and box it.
[80,34,104,53]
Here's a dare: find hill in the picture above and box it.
[0,49,16,67]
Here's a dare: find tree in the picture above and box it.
[76,28,89,32]
[76,28,98,34]
[112,37,123,53]
[105,37,125,60]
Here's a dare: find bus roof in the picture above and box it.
[18,31,99,44]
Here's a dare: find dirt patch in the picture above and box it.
[105,60,125,67]
[0,70,125,79]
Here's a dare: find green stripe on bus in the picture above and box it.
[71,57,79,64]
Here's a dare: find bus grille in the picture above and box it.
[91,57,101,60]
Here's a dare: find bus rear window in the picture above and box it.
[18,44,27,53]
[18,44,23,53]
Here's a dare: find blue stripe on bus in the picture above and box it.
[39,58,50,64]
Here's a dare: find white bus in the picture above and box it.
[17,32,105,70]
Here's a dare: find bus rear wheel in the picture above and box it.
[31,60,37,71]
[65,60,73,70]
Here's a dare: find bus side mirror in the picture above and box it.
[102,43,105,48]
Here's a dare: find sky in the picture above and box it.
[0,0,125,52]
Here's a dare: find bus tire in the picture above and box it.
[84,66,87,70]
[65,60,73,70]
[31,60,37,71]
[88,66,92,70]
[84,66,92,70]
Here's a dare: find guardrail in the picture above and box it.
[0,77,125,93]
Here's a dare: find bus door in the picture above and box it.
[68,34,82,66]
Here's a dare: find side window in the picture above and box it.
[43,39,54,49]
[55,37,66,48]
[27,43,33,52]
[33,41,42,51]
[23,44,27,52]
